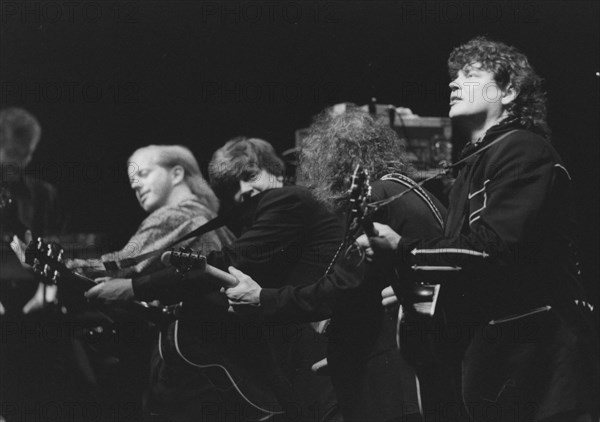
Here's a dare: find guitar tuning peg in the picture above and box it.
[43,264,51,277]
[32,258,41,273]
[52,270,60,283]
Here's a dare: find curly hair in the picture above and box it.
[129,145,220,213]
[299,108,414,212]
[448,36,550,137]
[208,137,285,202]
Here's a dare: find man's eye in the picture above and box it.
[241,169,259,181]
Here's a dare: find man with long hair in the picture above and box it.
[72,144,234,280]
[357,37,599,422]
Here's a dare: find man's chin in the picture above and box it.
[448,106,464,119]
[140,202,155,213]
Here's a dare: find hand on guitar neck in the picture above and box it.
[346,166,402,254]
[220,267,262,308]
[356,222,401,259]
[160,250,238,288]
[160,250,260,312]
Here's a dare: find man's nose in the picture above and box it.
[234,180,255,203]
[239,180,253,194]
[130,178,142,190]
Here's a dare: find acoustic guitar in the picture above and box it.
[157,249,287,421]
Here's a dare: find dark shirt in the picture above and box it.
[1,175,62,240]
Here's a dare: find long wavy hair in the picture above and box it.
[448,36,550,138]
[299,108,414,212]
[129,145,220,213]
[208,137,285,202]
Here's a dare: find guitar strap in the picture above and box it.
[380,173,444,229]
[366,129,520,218]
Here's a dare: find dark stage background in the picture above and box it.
[2,0,599,300]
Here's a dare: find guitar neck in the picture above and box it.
[194,264,238,288]
[161,251,238,289]
[68,270,97,290]
[61,267,97,292]
[362,216,377,238]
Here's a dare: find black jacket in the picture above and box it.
[397,124,588,319]
[394,123,599,421]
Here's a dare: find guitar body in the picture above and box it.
[156,250,288,419]
[155,316,286,420]
[347,168,447,367]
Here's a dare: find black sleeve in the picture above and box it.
[259,243,366,323]
[206,188,310,273]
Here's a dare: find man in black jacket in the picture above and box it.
[357,37,599,422]
[224,110,452,422]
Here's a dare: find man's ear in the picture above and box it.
[501,84,518,106]
[171,165,185,185]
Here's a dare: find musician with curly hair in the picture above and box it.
[356,37,599,422]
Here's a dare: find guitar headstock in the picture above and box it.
[0,184,13,210]
[161,248,207,273]
[25,237,97,292]
[25,237,65,285]
[347,165,374,239]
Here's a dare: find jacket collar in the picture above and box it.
[457,118,522,162]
